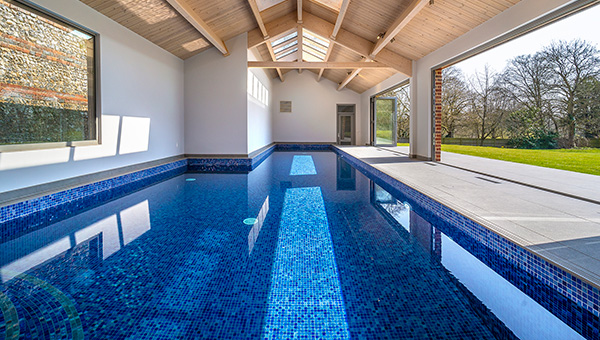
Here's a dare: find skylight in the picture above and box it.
[270,29,330,62]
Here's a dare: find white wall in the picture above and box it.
[184,34,248,155]
[0,0,184,193]
[247,49,274,154]
[362,0,573,159]
[272,71,361,143]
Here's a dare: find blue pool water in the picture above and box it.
[0,151,595,339]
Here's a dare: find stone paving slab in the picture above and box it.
[393,146,600,204]
[338,146,600,288]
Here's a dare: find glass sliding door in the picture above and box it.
[374,97,397,146]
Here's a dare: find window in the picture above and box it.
[269,29,330,62]
[248,71,269,106]
[0,0,98,150]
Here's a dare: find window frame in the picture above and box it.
[0,0,101,152]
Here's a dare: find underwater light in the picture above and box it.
[243,218,258,225]
[186,178,196,182]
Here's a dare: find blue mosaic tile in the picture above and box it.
[1,149,598,339]
[251,145,276,169]
[264,187,350,339]
[333,146,600,339]
[0,160,187,242]
[187,158,252,172]
[289,155,317,176]
[275,144,332,151]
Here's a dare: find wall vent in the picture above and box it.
[280,101,292,113]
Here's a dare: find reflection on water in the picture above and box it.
[1,200,151,282]
[369,182,584,340]
[248,196,269,255]
[336,155,355,190]
[289,155,317,176]
[0,152,593,339]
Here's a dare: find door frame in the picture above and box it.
[372,96,397,147]
[336,104,356,145]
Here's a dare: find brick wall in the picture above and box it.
[434,68,442,161]
[0,0,89,111]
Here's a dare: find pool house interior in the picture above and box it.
[1,0,600,339]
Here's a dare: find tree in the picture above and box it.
[543,40,600,147]
[500,52,557,133]
[467,65,507,144]
[394,84,410,139]
[441,67,470,137]
[574,76,600,139]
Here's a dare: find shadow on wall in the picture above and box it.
[0,114,151,171]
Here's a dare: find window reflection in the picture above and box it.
[336,156,355,191]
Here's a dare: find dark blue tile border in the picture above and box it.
[187,158,252,173]
[332,146,600,323]
[0,160,187,242]
[275,144,332,151]
[186,144,330,172]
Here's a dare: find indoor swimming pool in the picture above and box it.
[0,151,597,339]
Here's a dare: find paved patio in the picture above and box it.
[337,145,600,288]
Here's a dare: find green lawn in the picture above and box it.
[440,144,600,176]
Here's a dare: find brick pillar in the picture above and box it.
[433,69,443,162]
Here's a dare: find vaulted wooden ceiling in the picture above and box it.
[80,0,520,93]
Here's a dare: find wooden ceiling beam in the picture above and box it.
[302,12,411,76]
[247,0,269,39]
[297,25,303,73]
[248,12,297,49]
[331,0,350,40]
[165,0,229,56]
[338,68,361,91]
[317,44,334,81]
[248,61,390,69]
[297,0,303,23]
[370,0,430,58]
[247,0,285,81]
[266,43,285,82]
[318,0,350,81]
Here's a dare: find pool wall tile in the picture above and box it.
[187,158,253,172]
[332,146,600,325]
[0,160,187,242]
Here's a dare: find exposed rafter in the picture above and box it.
[247,0,268,39]
[317,45,334,81]
[249,12,412,75]
[318,0,350,81]
[246,0,285,81]
[370,0,430,58]
[302,12,412,75]
[331,0,351,40]
[165,0,229,56]
[297,0,303,23]
[248,61,389,69]
[297,25,303,73]
[338,68,361,91]
[266,43,285,82]
[248,13,297,49]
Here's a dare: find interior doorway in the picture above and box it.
[337,104,355,145]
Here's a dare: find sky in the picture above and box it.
[455,3,600,76]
